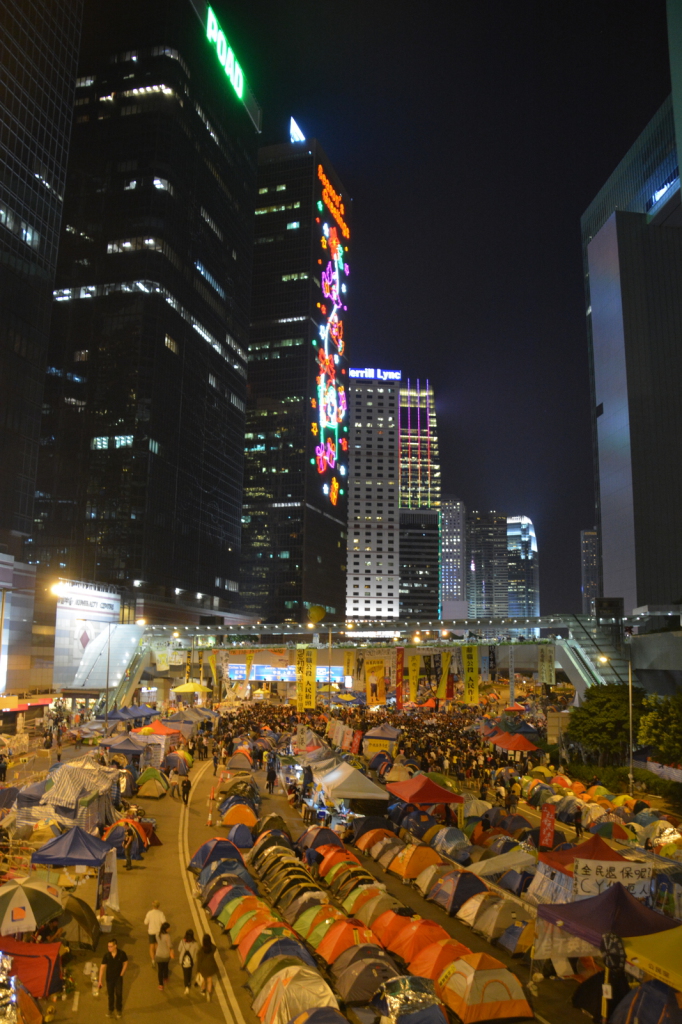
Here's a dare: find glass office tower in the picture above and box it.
[441,497,467,619]
[507,515,540,617]
[241,136,351,622]
[31,0,261,623]
[580,528,599,615]
[466,510,508,618]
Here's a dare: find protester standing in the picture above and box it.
[178,929,199,995]
[181,776,191,805]
[122,827,135,871]
[155,922,174,990]
[144,901,166,964]
[266,764,276,795]
[99,938,128,1018]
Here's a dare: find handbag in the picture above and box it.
[195,972,204,987]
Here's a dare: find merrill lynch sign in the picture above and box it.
[348,367,401,381]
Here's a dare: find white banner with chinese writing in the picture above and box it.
[572,858,652,900]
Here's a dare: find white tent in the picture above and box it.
[316,761,388,801]
[466,849,536,879]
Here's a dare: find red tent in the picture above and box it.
[491,732,537,752]
[0,938,61,998]
[539,833,627,877]
[386,776,464,805]
[132,719,180,735]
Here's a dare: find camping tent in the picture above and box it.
[58,894,100,948]
[0,938,62,998]
[316,762,388,802]
[387,845,442,880]
[31,826,112,867]
[465,849,536,881]
[429,872,489,916]
[438,952,533,1022]
[386,776,464,806]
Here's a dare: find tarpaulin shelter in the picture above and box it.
[438,952,533,1022]
[466,848,536,882]
[388,918,450,961]
[386,776,464,806]
[387,844,442,880]
[317,761,388,802]
[407,938,471,986]
[429,872,489,916]
[0,938,62,998]
[31,825,112,866]
[535,882,679,958]
[623,925,682,992]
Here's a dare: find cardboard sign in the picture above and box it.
[573,859,652,900]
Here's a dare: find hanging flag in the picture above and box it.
[436,651,452,698]
[365,658,385,705]
[296,646,317,710]
[244,649,255,682]
[343,649,356,680]
[408,655,420,702]
[395,647,404,709]
[462,645,479,705]
[539,803,556,849]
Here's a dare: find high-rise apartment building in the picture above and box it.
[398,379,441,618]
[345,368,401,618]
[441,498,468,619]
[581,3,682,614]
[240,133,351,622]
[0,0,83,689]
[580,528,599,615]
[30,0,261,624]
[466,511,508,618]
[507,516,540,617]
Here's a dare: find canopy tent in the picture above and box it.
[132,719,180,736]
[315,761,388,802]
[31,826,113,867]
[466,848,536,880]
[386,776,464,806]
[536,882,678,958]
[623,926,682,992]
[0,938,62,999]
[491,731,538,752]
[98,736,147,756]
[364,724,401,740]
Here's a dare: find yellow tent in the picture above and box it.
[623,925,682,992]
[222,804,258,828]
[387,844,442,879]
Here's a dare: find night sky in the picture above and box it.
[222,1,671,613]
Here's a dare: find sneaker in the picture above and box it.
[158,985,163,991]
[116,1014,122,1019]
[184,988,189,995]
[106,1014,113,1019]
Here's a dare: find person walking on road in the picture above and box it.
[168,768,180,798]
[181,776,191,805]
[144,900,166,965]
[212,751,219,776]
[122,827,135,871]
[266,764,276,795]
[99,938,128,1018]
[196,933,217,1001]
[178,928,199,995]
[155,921,174,990]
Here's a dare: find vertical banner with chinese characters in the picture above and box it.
[408,655,420,703]
[185,649,192,683]
[539,803,556,848]
[343,649,355,682]
[508,645,515,706]
[351,730,363,754]
[436,651,452,699]
[365,659,385,705]
[462,646,479,705]
[395,647,404,709]
[244,650,255,683]
[479,647,490,683]
[296,647,317,710]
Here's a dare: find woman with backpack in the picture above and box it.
[177,928,199,995]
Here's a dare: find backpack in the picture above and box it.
[181,947,193,970]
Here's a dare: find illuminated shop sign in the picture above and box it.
[204,7,262,131]
[349,368,402,381]
[312,164,350,507]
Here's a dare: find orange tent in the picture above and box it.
[387,844,442,879]
[232,911,277,946]
[372,910,412,948]
[408,938,472,988]
[225,897,265,929]
[439,952,533,1023]
[571,780,586,796]
[132,719,180,735]
[222,805,258,828]
[356,828,396,852]
[388,918,450,961]
[316,920,375,963]
[319,848,360,878]
[471,823,510,845]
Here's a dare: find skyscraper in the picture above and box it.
[507,516,540,617]
[466,511,508,618]
[346,368,401,618]
[30,0,261,624]
[580,528,599,615]
[581,3,682,613]
[240,132,351,622]
[398,379,441,618]
[441,498,468,619]
[0,0,83,689]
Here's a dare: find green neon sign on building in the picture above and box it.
[206,6,244,99]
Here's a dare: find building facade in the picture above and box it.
[398,379,441,618]
[466,511,508,618]
[30,0,261,624]
[581,2,682,614]
[240,135,351,622]
[346,369,400,618]
[440,497,468,619]
[0,0,83,689]
[580,528,599,615]
[507,515,540,617]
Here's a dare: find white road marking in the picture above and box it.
[178,758,247,1024]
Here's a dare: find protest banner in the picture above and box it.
[539,803,556,848]
[573,859,652,900]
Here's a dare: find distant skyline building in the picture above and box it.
[398,380,441,618]
[0,0,83,689]
[346,371,400,618]
[581,3,682,614]
[580,528,599,615]
[507,516,540,617]
[31,0,261,625]
[441,498,468,619]
[466,511,508,618]
[240,135,351,622]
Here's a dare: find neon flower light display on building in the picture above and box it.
[312,163,349,506]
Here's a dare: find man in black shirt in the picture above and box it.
[99,939,128,1017]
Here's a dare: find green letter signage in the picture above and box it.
[206,6,244,100]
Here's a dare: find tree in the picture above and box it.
[566,683,645,766]
[638,692,682,767]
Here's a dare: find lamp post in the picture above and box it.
[628,655,634,798]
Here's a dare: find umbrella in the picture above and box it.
[0,881,63,935]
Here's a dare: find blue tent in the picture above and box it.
[368,752,392,772]
[611,980,682,1024]
[497,922,531,956]
[294,826,343,853]
[207,886,254,918]
[431,828,470,857]
[201,879,255,906]
[188,838,245,872]
[402,811,439,840]
[498,869,533,896]
[102,736,146,756]
[387,801,412,825]
[482,806,506,827]
[259,938,316,970]
[197,857,248,889]
[219,794,257,815]
[162,752,189,775]
[429,871,488,915]
[32,826,113,866]
[0,787,18,809]
[396,1008,449,1024]
[498,814,531,832]
[227,824,253,849]
[95,709,129,722]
